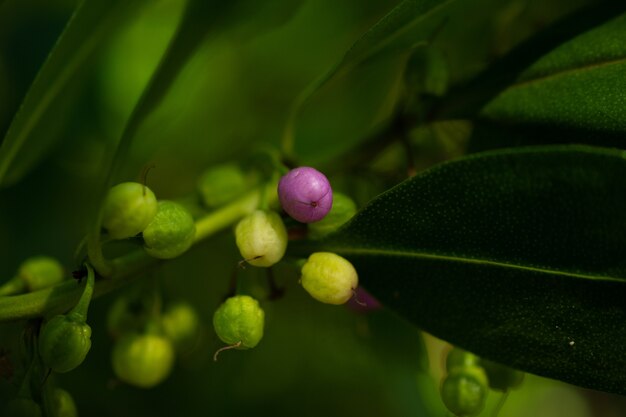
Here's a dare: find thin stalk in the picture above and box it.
[0,277,25,296]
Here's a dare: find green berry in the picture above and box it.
[48,388,78,417]
[18,256,65,291]
[39,314,92,373]
[3,398,42,417]
[102,182,158,239]
[143,200,196,259]
[300,252,358,305]
[446,347,479,373]
[213,295,264,350]
[308,192,357,239]
[441,365,488,417]
[161,301,200,352]
[235,210,287,267]
[112,332,175,388]
[479,358,525,392]
[197,164,248,208]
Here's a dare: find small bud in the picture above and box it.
[300,252,358,305]
[143,201,196,259]
[112,332,175,388]
[213,295,264,351]
[49,388,78,417]
[278,167,332,223]
[39,315,92,373]
[197,164,249,208]
[440,366,489,417]
[161,302,200,353]
[235,210,287,267]
[102,182,158,239]
[308,192,357,239]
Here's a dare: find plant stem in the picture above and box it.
[0,184,275,323]
[68,264,95,322]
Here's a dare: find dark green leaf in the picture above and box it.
[479,13,626,134]
[0,0,140,187]
[290,145,626,395]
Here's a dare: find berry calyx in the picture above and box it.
[111,331,175,388]
[308,192,357,239]
[440,365,489,417]
[102,182,158,239]
[142,200,196,259]
[300,252,358,305]
[278,167,332,223]
[212,295,264,359]
[235,210,287,267]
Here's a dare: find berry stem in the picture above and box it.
[0,184,276,322]
[213,341,242,362]
[68,264,95,322]
[491,391,510,417]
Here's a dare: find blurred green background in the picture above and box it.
[1,0,625,415]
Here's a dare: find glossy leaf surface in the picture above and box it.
[291,145,626,395]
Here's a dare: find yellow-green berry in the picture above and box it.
[48,388,78,417]
[39,315,92,373]
[197,164,248,208]
[441,365,489,417]
[301,252,358,305]
[112,332,175,388]
[213,295,264,350]
[308,192,356,239]
[102,182,158,239]
[143,200,196,259]
[235,210,287,267]
[161,301,200,353]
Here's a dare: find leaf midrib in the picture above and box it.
[324,246,625,283]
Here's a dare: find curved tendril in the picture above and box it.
[213,341,242,362]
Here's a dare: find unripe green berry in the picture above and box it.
[197,164,248,208]
[479,358,525,392]
[213,295,264,349]
[18,256,65,291]
[161,302,200,352]
[112,332,175,388]
[235,210,287,267]
[3,398,42,417]
[48,388,78,417]
[39,314,92,373]
[446,347,479,373]
[441,366,488,417]
[300,252,358,305]
[308,192,357,239]
[102,182,158,239]
[143,200,196,259]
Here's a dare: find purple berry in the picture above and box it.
[278,167,333,223]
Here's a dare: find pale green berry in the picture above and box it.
[441,365,489,417]
[301,252,358,305]
[213,295,264,349]
[3,398,42,417]
[112,332,174,388]
[48,388,78,417]
[19,256,65,291]
[39,314,92,373]
[308,192,357,239]
[235,210,287,267]
[102,182,158,239]
[197,164,248,208]
[143,200,196,259]
[161,302,200,352]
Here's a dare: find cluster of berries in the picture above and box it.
[441,347,524,416]
[213,166,360,358]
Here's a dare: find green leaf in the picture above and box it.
[0,0,140,187]
[283,0,456,156]
[290,145,626,395]
[480,13,626,135]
